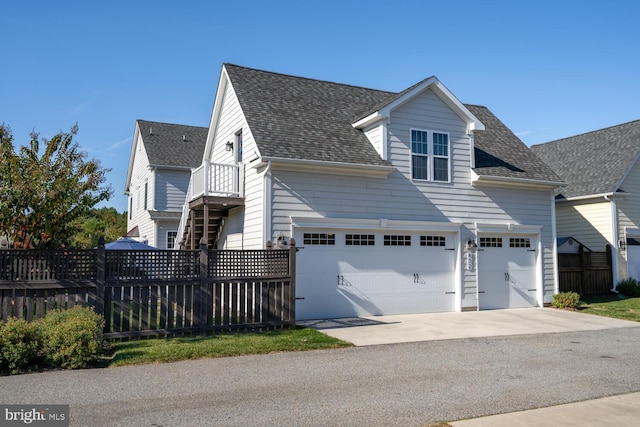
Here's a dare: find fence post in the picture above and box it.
[606,244,613,289]
[198,237,209,335]
[288,238,296,328]
[96,237,106,318]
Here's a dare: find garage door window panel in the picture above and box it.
[480,237,502,248]
[346,234,375,246]
[384,235,411,246]
[303,233,335,245]
[421,235,446,247]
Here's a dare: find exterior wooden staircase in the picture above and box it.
[176,162,244,250]
[178,196,243,249]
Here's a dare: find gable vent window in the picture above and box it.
[480,237,503,248]
[384,235,411,246]
[420,235,446,247]
[346,234,375,246]
[411,129,450,182]
[304,233,335,245]
[510,238,531,248]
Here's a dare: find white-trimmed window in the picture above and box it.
[411,129,450,182]
[167,231,178,249]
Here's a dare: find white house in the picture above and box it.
[532,119,640,286]
[177,64,564,320]
[125,120,207,249]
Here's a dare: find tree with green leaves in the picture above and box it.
[0,123,112,249]
[71,207,127,248]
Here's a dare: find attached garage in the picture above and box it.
[477,232,540,310]
[292,219,461,320]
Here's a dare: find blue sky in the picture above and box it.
[2,0,639,214]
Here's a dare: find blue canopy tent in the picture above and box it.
[104,237,157,250]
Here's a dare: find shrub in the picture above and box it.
[552,291,581,309]
[40,306,104,369]
[0,317,43,374]
[616,278,640,297]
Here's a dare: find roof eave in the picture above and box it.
[471,170,565,189]
[252,156,394,178]
[556,192,626,204]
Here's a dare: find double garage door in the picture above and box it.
[295,228,539,320]
[295,229,457,320]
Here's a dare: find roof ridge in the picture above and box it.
[137,119,208,129]
[223,63,396,96]
[532,118,640,148]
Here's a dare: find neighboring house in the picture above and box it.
[125,120,208,249]
[531,120,640,286]
[177,63,563,320]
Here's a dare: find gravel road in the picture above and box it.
[2,327,639,426]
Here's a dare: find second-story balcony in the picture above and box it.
[176,162,245,250]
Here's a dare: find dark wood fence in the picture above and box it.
[0,238,296,339]
[558,245,612,295]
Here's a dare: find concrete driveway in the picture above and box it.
[298,307,640,345]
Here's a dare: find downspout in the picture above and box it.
[261,161,272,247]
[551,192,559,296]
[604,195,620,288]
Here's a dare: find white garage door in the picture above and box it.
[295,229,457,320]
[477,235,538,310]
[626,236,640,281]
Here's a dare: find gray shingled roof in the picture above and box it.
[136,120,208,168]
[224,64,561,183]
[468,105,562,182]
[225,64,394,167]
[531,120,640,198]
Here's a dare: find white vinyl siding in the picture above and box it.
[127,136,155,246]
[616,160,640,280]
[155,170,191,211]
[556,201,612,252]
[208,79,264,249]
[364,124,385,159]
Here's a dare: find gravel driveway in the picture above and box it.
[2,326,640,426]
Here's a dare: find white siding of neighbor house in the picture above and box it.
[208,77,264,249]
[157,221,178,250]
[155,170,191,211]
[616,159,640,279]
[556,201,612,252]
[269,88,556,309]
[127,136,155,246]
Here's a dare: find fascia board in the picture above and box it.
[290,216,462,232]
[352,112,387,129]
[124,122,141,195]
[380,77,485,133]
[472,172,565,190]
[255,156,394,178]
[203,66,229,161]
[556,192,625,204]
[475,222,543,234]
[614,150,640,192]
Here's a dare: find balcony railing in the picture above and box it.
[174,162,243,249]
[191,162,243,199]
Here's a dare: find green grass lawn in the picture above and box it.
[104,327,352,367]
[579,294,640,322]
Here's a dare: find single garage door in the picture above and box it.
[477,235,538,310]
[295,229,457,320]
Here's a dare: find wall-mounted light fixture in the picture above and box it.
[620,240,626,250]
[226,141,233,152]
[466,238,478,249]
[276,233,288,249]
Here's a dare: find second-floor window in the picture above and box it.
[411,129,450,182]
[235,130,243,163]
